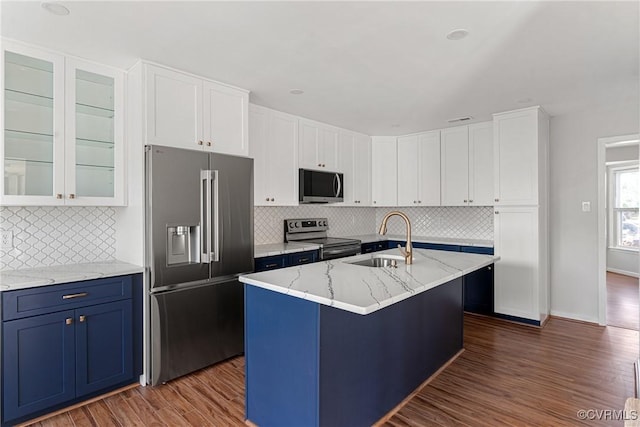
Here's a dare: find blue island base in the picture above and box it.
[245,277,464,427]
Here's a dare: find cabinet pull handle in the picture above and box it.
[198,140,204,145]
[487,266,492,270]
[207,141,212,146]
[265,263,278,268]
[469,200,473,203]
[79,315,86,322]
[62,292,88,300]
[494,198,499,202]
[66,318,73,325]
[56,193,63,199]
[271,198,275,202]
[463,199,467,203]
[298,258,309,263]
[495,211,499,214]
[318,163,322,167]
[69,194,76,199]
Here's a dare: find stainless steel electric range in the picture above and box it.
[284,218,361,260]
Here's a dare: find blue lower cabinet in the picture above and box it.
[463,264,494,315]
[288,250,318,266]
[76,300,133,396]
[3,310,77,421]
[254,255,287,272]
[361,242,387,253]
[255,250,319,272]
[2,274,141,426]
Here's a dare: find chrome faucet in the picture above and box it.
[378,211,413,265]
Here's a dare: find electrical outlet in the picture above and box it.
[1,230,13,249]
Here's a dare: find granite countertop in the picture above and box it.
[240,248,499,315]
[345,234,494,247]
[255,242,322,258]
[0,261,144,292]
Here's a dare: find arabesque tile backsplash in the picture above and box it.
[0,205,493,270]
[1,207,116,271]
[254,206,493,245]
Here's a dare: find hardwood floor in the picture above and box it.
[27,315,637,427]
[607,271,639,330]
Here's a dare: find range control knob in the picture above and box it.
[322,220,327,226]
[295,221,302,228]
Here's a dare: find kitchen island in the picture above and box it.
[239,248,499,427]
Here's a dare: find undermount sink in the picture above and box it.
[347,254,405,268]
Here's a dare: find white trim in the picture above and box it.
[606,268,640,278]
[597,133,640,326]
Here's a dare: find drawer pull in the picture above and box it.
[65,318,73,325]
[297,258,309,263]
[62,292,88,300]
[264,263,278,268]
[79,315,86,322]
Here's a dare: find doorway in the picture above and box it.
[597,134,639,328]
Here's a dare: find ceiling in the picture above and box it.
[1,1,638,136]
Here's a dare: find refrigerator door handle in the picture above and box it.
[211,170,220,262]
[200,170,212,263]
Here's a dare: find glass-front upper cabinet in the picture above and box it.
[65,58,124,205]
[1,41,125,206]
[2,42,65,204]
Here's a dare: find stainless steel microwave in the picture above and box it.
[299,169,344,203]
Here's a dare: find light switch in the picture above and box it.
[581,201,591,212]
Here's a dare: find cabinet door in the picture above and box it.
[298,119,320,170]
[493,206,540,320]
[65,58,125,205]
[371,137,398,206]
[464,264,494,315]
[2,41,65,205]
[3,310,76,422]
[249,105,270,205]
[468,122,493,206]
[75,300,133,396]
[493,109,540,205]
[319,126,338,171]
[353,134,371,205]
[417,131,441,206]
[268,110,299,205]
[397,135,419,206]
[202,81,248,156]
[441,126,469,206]
[338,131,356,205]
[145,64,203,150]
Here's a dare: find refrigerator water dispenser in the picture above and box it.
[166,225,200,265]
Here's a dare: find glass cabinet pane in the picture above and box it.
[4,51,54,196]
[74,69,114,197]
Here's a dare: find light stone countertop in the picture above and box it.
[254,242,322,258]
[0,261,144,292]
[240,248,499,315]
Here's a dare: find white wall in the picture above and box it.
[549,101,639,322]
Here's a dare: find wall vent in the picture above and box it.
[447,116,473,123]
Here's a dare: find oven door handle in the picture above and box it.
[323,247,360,256]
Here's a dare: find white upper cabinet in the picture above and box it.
[468,122,494,206]
[397,131,440,206]
[249,105,298,206]
[338,130,371,206]
[298,118,338,171]
[145,63,248,156]
[1,41,125,206]
[371,137,397,207]
[493,107,548,206]
[440,122,493,206]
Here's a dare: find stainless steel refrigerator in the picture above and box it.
[145,145,253,385]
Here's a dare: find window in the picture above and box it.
[611,166,639,249]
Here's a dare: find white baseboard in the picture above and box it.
[606,268,639,278]
[549,309,599,325]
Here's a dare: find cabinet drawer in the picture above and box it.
[2,275,133,321]
[288,251,317,266]
[254,255,287,272]
[461,246,494,255]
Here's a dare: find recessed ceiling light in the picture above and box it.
[289,89,304,95]
[41,1,70,15]
[446,29,469,41]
